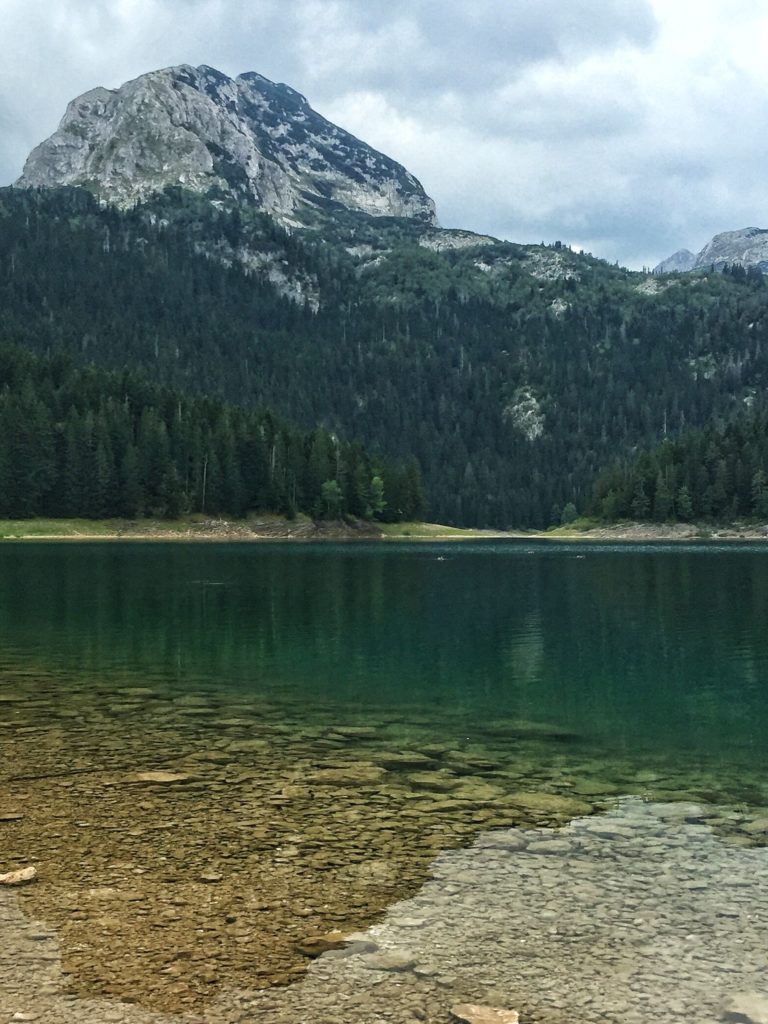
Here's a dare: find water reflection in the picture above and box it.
[0,542,767,768]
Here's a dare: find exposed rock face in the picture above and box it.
[17,64,438,226]
[653,248,696,274]
[694,227,768,272]
[655,229,768,275]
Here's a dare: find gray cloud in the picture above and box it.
[3,0,768,269]
[294,0,658,98]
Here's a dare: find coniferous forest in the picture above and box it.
[0,346,424,521]
[4,186,768,527]
[591,410,768,524]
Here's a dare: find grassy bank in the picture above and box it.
[0,515,518,542]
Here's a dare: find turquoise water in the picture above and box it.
[2,541,768,1018]
[1,541,767,769]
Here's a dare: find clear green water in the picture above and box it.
[1,542,768,1020]
[1,540,767,772]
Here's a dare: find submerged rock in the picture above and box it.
[306,765,386,786]
[124,771,195,784]
[374,751,438,770]
[295,931,347,957]
[360,950,417,972]
[0,865,37,886]
[505,791,593,817]
[451,1005,519,1024]
[743,817,768,835]
[407,772,463,792]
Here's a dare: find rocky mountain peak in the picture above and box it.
[653,249,696,275]
[654,227,768,275]
[17,64,438,226]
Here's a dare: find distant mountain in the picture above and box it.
[653,249,696,274]
[655,228,768,275]
[695,227,768,273]
[17,64,437,227]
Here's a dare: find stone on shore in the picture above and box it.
[0,865,37,886]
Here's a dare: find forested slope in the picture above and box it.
[0,345,423,521]
[3,186,768,527]
[591,410,768,523]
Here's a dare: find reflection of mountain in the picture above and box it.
[502,606,545,695]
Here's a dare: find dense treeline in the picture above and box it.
[4,187,768,527]
[591,409,768,522]
[0,346,425,521]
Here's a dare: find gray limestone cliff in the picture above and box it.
[16,65,438,226]
[655,228,768,275]
[694,227,768,272]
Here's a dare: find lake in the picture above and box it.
[0,542,766,1023]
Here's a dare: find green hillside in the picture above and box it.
[3,186,768,527]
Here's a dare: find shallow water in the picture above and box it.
[0,542,767,1019]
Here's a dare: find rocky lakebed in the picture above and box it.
[1,671,767,1023]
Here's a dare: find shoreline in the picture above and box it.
[0,515,514,542]
[545,520,768,542]
[1,515,767,543]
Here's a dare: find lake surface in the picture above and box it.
[1,542,767,1023]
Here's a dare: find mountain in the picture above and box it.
[695,227,768,273]
[17,64,437,227]
[655,228,768,274]
[653,249,696,274]
[8,68,768,529]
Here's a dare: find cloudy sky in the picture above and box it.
[2,0,768,269]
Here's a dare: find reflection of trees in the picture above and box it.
[0,545,766,766]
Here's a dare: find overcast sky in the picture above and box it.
[2,0,768,269]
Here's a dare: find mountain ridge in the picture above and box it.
[655,227,768,275]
